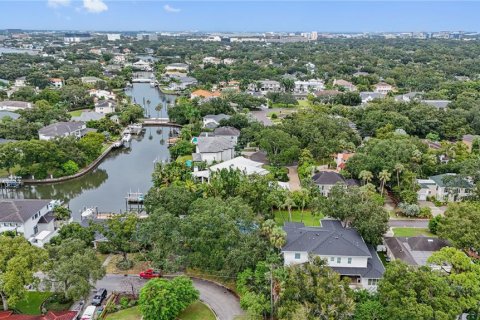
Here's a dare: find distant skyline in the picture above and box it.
[0,1,479,32]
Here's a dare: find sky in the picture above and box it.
[0,1,479,32]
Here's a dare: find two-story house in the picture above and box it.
[95,100,117,114]
[282,219,385,290]
[294,79,325,94]
[213,126,241,145]
[192,136,235,164]
[373,82,394,94]
[312,171,359,197]
[38,121,86,141]
[0,199,60,247]
[248,80,282,94]
[417,173,473,202]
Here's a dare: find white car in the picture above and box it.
[81,306,96,320]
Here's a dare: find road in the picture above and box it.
[95,274,244,320]
[388,219,429,228]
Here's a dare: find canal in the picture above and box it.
[1,83,176,220]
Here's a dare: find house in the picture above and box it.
[0,310,78,320]
[417,173,473,202]
[167,75,198,91]
[294,79,325,94]
[360,92,386,104]
[421,100,451,110]
[38,121,86,141]
[223,58,236,65]
[49,78,63,88]
[373,82,394,94]
[14,76,27,87]
[165,63,189,73]
[333,79,357,92]
[353,71,370,77]
[213,126,241,144]
[81,76,103,85]
[394,92,422,102]
[89,89,116,100]
[71,111,105,122]
[0,199,60,247]
[312,171,359,197]
[248,80,282,94]
[462,134,479,152]
[95,100,117,114]
[191,89,221,101]
[202,114,231,129]
[192,156,268,182]
[192,136,235,164]
[0,111,20,120]
[282,220,385,290]
[384,236,449,266]
[335,152,355,171]
[203,56,222,65]
[314,90,342,99]
[0,100,32,111]
[132,60,152,71]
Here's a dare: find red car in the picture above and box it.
[139,269,162,279]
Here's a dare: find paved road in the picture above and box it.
[95,274,244,320]
[250,108,293,126]
[388,219,429,228]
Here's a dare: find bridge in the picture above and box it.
[141,118,182,127]
[132,78,153,83]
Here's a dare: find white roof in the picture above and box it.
[193,157,268,179]
[35,230,51,241]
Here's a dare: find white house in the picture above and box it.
[202,113,231,129]
[95,100,117,114]
[417,173,473,202]
[165,63,189,73]
[248,80,282,94]
[282,220,385,290]
[81,76,103,85]
[89,89,116,100]
[38,121,86,141]
[14,77,27,87]
[203,56,222,65]
[312,171,359,197]
[294,79,325,94]
[132,60,152,71]
[333,79,357,92]
[192,156,268,182]
[0,199,60,247]
[374,82,394,94]
[360,92,386,104]
[192,136,235,164]
[0,100,33,111]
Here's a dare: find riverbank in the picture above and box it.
[23,140,120,185]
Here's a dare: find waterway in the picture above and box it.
[1,83,176,220]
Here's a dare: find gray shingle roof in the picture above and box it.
[312,171,358,186]
[0,199,51,223]
[283,219,372,257]
[0,100,32,109]
[203,114,231,123]
[429,173,472,188]
[331,246,385,278]
[0,111,20,119]
[72,111,105,122]
[39,121,85,138]
[197,136,235,153]
[421,100,450,109]
[213,126,240,137]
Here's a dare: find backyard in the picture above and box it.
[274,210,323,227]
[392,227,436,237]
[15,292,72,315]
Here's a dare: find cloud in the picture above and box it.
[83,0,108,13]
[47,0,70,8]
[164,4,181,13]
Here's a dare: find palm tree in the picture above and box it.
[394,163,404,188]
[358,170,373,185]
[280,78,295,92]
[282,196,295,222]
[378,169,391,196]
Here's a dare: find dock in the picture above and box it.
[0,176,23,189]
[126,191,144,203]
[142,118,182,127]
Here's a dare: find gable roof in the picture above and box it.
[197,136,235,153]
[283,219,372,257]
[38,122,85,138]
[429,173,472,188]
[213,126,240,137]
[192,90,221,99]
[0,199,52,223]
[312,171,358,186]
[421,100,450,109]
[72,111,105,122]
[203,113,230,123]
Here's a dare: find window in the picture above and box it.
[337,257,341,264]
[368,279,379,286]
[294,253,301,260]
[330,257,334,262]
[348,258,352,264]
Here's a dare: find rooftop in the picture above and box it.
[213,126,240,137]
[312,171,358,186]
[38,121,85,138]
[0,199,52,223]
[197,136,235,153]
[384,236,449,266]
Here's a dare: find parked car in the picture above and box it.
[92,288,107,306]
[81,306,96,320]
[139,269,162,279]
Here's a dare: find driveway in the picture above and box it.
[287,166,301,191]
[95,274,244,320]
[388,219,429,228]
[250,108,294,126]
[418,200,446,217]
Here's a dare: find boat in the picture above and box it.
[122,133,132,143]
[126,191,144,203]
[113,141,123,148]
[0,176,23,189]
[150,81,155,87]
[81,207,96,219]
[128,123,143,135]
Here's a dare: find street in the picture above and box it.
[388,219,429,228]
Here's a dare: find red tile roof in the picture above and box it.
[0,311,77,320]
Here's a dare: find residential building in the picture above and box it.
[294,79,325,94]
[192,156,268,182]
[49,78,63,88]
[203,56,222,65]
[335,152,355,171]
[202,113,231,129]
[417,173,473,202]
[81,76,103,85]
[0,111,20,120]
[14,76,27,87]
[165,63,189,73]
[107,33,121,41]
[360,92,386,104]
[89,89,116,100]
[38,121,86,141]
[192,136,235,164]
[94,100,117,114]
[384,236,449,266]
[248,80,282,94]
[282,220,385,290]
[0,100,32,111]
[421,100,451,110]
[223,58,236,65]
[312,171,358,197]
[394,92,422,102]
[132,60,152,71]
[373,82,394,94]
[0,199,60,247]
[333,79,357,92]
[191,89,222,101]
[63,33,91,43]
[167,75,198,91]
[462,134,480,152]
[213,126,241,144]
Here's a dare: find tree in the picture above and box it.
[258,128,300,166]
[53,205,71,221]
[0,236,47,310]
[168,140,195,160]
[50,223,96,247]
[139,276,199,320]
[394,163,404,187]
[45,239,105,301]
[101,214,139,267]
[358,170,373,185]
[378,169,391,196]
[437,202,480,252]
[282,195,295,222]
[280,78,295,92]
[277,256,355,320]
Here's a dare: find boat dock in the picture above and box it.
[126,191,144,203]
[0,176,23,189]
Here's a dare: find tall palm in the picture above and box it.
[394,163,404,188]
[358,170,373,185]
[282,196,295,222]
[378,169,391,196]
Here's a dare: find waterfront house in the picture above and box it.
[416,173,473,202]
[132,60,152,71]
[167,75,198,91]
[248,80,282,94]
[312,171,359,197]
[202,113,231,129]
[0,100,32,111]
[72,111,105,122]
[294,79,325,94]
[193,136,235,164]
[89,89,116,101]
[192,156,268,182]
[38,121,86,141]
[191,89,221,101]
[282,219,385,290]
[0,199,60,247]
[94,100,116,114]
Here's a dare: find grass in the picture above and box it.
[392,227,437,237]
[378,251,390,267]
[274,210,323,227]
[105,302,215,320]
[297,100,311,107]
[68,110,83,117]
[15,292,52,315]
[44,296,73,312]
[179,301,216,320]
[176,155,193,164]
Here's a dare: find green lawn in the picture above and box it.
[274,210,323,227]
[176,155,193,164]
[15,292,52,315]
[179,301,216,320]
[377,251,390,267]
[68,110,83,117]
[392,227,436,237]
[105,302,215,320]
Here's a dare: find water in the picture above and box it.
[1,83,177,220]
[0,47,40,55]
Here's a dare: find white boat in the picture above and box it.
[150,81,155,87]
[122,133,132,143]
[81,208,95,219]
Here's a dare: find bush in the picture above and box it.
[97,242,115,254]
[398,203,420,217]
[270,113,278,119]
[419,207,433,219]
[428,215,442,235]
[120,297,129,310]
[116,259,134,270]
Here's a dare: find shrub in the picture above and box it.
[419,207,433,219]
[428,215,442,235]
[116,259,134,270]
[119,297,129,309]
[97,242,115,254]
[270,113,278,119]
[398,203,420,217]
